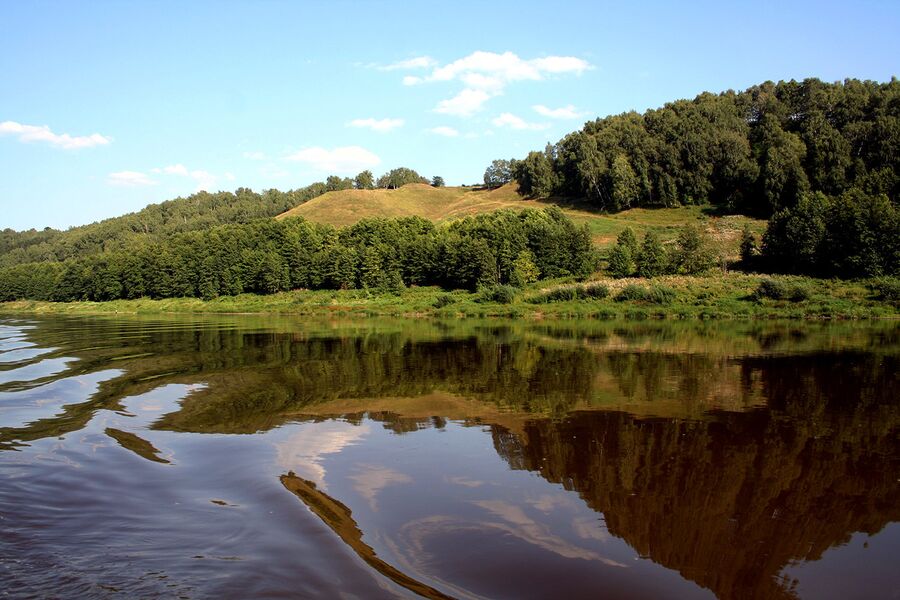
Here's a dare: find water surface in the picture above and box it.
[0,315,898,599]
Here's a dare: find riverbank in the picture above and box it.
[3,273,897,320]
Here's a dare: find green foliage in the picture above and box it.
[0,208,599,303]
[510,78,899,217]
[617,227,639,255]
[868,278,900,305]
[528,287,578,304]
[354,170,375,190]
[576,283,610,299]
[606,244,633,278]
[513,148,558,197]
[510,250,540,287]
[739,225,759,266]
[636,231,668,278]
[527,282,609,304]
[671,224,714,274]
[0,184,334,268]
[762,189,899,277]
[752,279,810,302]
[615,284,676,304]
[477,284,519,304]
[484,159,515,188]
[431,176,445,188]
[376,167,428,189]
[433,293,456,308]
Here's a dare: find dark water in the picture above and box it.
[0,315,898,600]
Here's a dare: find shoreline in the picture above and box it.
[2,274,897,320]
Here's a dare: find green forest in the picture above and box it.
[0,77,898,304]
[500,77,899,277]
[0,209,593,302]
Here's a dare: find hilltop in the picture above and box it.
[276,183,528,227]
[276,182,765,254]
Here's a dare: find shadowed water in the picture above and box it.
[0,315,897,599]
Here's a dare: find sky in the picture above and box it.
[2,0,898,231]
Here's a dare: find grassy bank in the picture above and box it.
[2,274,897,320]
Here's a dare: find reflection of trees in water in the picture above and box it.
[3,318,898,445]
[491,355,900,600]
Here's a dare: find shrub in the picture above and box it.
[576,283,610,299]
[477,284,519,304]
[606,244,633,278]
[615,284,675,304]
[753,279,810,302]
[869,278,900,305]
[636,231,668,277]
[433,294,455,308]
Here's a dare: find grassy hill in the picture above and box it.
[276,182,766,256]
[276,183,527,227]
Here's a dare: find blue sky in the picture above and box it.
[2,0,898,231]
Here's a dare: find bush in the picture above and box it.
[576,283,610,299]
[477,284,519,304]
[614,284,675,304]
[527,286,576,304]
[869,278,900,305]
[752,279,810,302]
[606,244,633,278]
[433,294,455,308]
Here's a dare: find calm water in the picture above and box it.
[0,315,898,600]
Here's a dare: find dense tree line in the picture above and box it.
[1,166,447,270]
[507,78,899,217]
[0,208,595,302]
[0,185,330,268]
[760,189,899,277]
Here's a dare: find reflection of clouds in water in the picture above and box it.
[350,464,412,511]
[275,421,370,487]
[395,500,627,569]
[571,515,611,543]
[527,493,575,513]
[445,475,484,488]
[472,500,624,563]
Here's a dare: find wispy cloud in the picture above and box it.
[149,164,219,191]
[1,120,111,149]
[378,55,436,71]
[107,171,156,187]
[434,89,492,117]
[428,126,460,137]
[284,146,381,173]
[397,51,592,118]
[492,113,550,131]
[347,117,404,133]
[532,104,586,119]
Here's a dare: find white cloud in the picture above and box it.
[107,171,156,187]
[533,104,586,119]
[149,163,218,191]
[190,170,216,191]
[425,51,591,86]
[347,117,404,133]
[242,151,266,160]
[284,146,381,173]
[379,56,436,71]
[0,120,111,149]
[405,51,591,118]
[434,89,492,117]
[492,113,550,131]
[429,126,460,137]
[160,164,188,175]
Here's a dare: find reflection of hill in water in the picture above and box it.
[2,316,899,598]
[489,355,900,600]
